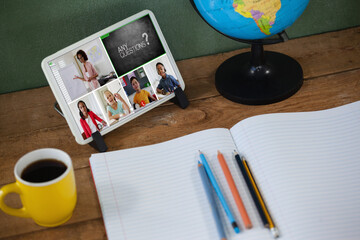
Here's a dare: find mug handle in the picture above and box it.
[0,183,30,218]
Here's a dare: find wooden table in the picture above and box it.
[1,27,359,240]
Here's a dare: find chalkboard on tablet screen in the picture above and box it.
[101,14,165,76]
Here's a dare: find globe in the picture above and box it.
[191,0,309,40]
[190,0,310,105]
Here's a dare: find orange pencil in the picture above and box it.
[217,151,252,229]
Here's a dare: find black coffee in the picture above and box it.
[21,159,67,183]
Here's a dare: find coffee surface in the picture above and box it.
[21,159,67,183]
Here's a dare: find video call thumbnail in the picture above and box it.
[101,14,166,77]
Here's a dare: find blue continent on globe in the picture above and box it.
[192,0,309,40]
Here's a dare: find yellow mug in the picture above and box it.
[0,148,77,227]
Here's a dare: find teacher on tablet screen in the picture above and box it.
[73,50,100,91]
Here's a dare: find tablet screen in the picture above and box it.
[44,12,183,141]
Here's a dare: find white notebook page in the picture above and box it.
[230,101,360,240]
[90,128,272,240]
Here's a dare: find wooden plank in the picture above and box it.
[1,27,359,138]
[1,68,359,185]
[0,168,102,239]
[1,68,359,239]
[2,219,106,240]
[177,27,360,81]
[1,27,360,239]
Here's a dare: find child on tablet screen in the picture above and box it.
[156,62,180,95]
[130,77,156,107]
[103,90,130,120]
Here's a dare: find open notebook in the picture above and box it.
[89,101,360,240]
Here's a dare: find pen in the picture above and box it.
[234,151,279,238]
[198,162,227,240]
[217,151,252,229]
[199,151,240,234]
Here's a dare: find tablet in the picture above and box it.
[41,10,185,145]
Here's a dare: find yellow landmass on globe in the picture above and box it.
[233,0,281,35]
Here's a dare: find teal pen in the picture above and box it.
[199,151,240,234]
[198,162,227,240]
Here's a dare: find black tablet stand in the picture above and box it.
[171,87,189,109]
[53,88,188,152]
[89,131,108,152]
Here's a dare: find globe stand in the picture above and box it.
[215,43,303,105]
[189,0,305,105]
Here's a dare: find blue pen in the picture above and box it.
[198,162,227,240]
[199,151,240,234]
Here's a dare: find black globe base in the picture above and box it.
[215,44,303,105]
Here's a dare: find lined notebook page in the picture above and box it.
[90,128,269,240]
[230,101,360,240]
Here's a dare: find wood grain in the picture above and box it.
[0,27,359,239]
[1,27,360,139]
